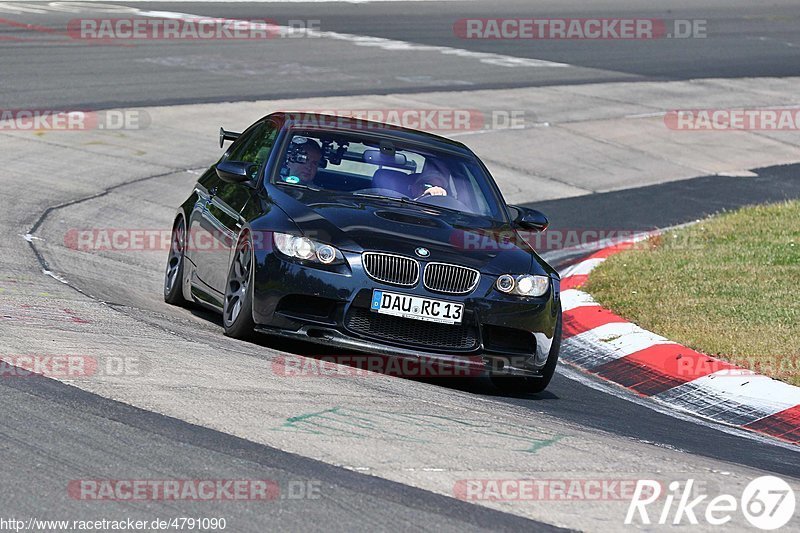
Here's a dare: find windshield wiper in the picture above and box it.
[353,192,413,203]
[353,192,469,215]
[275,181,320,192]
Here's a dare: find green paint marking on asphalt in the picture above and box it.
[275,407,428,442]
[323,413,378,430]
[277,407,398,438]
[387,413,565,452]
[283,407,341,425]
[518,435,564,454]
[316,413,380,433]
[277,408,366,436]
[335,409,383,425]
[274,407,565,451]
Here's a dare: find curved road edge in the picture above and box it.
[558,233,800,446]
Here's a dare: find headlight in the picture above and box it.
[495,274,549,297]
[315,244,337,264]
[496,274,515,293]
[273,232,344,265]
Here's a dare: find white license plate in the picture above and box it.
[370,290,463,325]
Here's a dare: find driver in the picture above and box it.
[285,138,323,185]
[410,170,449,199]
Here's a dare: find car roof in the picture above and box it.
[263,112,475,156]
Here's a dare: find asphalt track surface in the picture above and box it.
[0,0,799,108]
[2,1,800,531]
[4,163,800,531]
[0,366,566,532]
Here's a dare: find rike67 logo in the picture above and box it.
[626,476,796,529]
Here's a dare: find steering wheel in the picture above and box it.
[414,193,471,212]
[413,186,447,201]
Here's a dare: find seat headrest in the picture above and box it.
[372,169,411,194]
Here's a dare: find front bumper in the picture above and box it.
[252,250,560,376]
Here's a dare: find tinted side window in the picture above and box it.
[227,120,279,166]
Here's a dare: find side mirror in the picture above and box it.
[216,161,256,184]
[510,206,549,232]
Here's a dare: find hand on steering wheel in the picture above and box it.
[414,186,448,201]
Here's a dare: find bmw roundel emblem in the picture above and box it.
[415,247,430,258]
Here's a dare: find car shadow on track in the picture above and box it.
[184,302,559,400]
[260,336,560,400]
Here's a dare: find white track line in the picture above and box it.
[28,0,468,2]
[564,321,673,362]
[560,289,599,312]
[134,9,571,69]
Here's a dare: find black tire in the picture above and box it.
[164,217,187,306]
[223,230,256,340]
[491,305,562,395]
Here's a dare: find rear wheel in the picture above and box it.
[491,306,562,395]
[164,217,187,305]
[223,231,256,340]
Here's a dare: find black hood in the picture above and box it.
[269,187,551,276]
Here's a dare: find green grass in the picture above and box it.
[583,200,800,385]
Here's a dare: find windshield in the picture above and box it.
[271,130,505,219]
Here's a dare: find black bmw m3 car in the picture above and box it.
[165,113,561,393]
